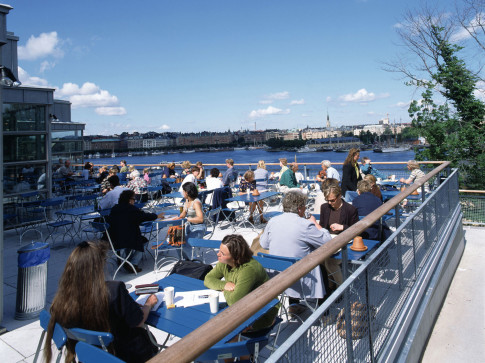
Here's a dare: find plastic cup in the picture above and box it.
[164,287,174,306]
[209,293,219,314]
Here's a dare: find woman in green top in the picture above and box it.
[204,234,277,332]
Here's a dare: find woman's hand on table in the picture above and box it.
[145,294,158,309]
[224,282,236,291]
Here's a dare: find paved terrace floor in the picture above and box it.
[0,215,482,362]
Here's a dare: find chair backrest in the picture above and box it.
[257,252,300,264]
[153,218,185,229]
[65,327,114,352]
[196,336,269,361]
[75,341,125,363]
[40,197,66,208]
[39,310,67,351]
[253,255,293,272]
[90,221,109,233]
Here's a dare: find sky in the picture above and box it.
[5,0,470,135]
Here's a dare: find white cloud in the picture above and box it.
[39,60,56,73]
[290,99,305,105]
[249,106,290,118]
[258,99,273,105]
[338,88,389,103]
[56,81,126,115]
[394,101,411,108]
[159,124,171,130]
[18,32,64,61]
[267,91,290,100]
[326,96,332,102]
[95,107,127,116]
[17,66,50,87]
[451,12,485,42]
[339,88,375,102]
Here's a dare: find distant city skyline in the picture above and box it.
[9,0,467,135]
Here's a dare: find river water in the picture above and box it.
[88,148,416,177]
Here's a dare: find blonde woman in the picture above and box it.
[254,160,269,192]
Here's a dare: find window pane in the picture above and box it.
[3,104,46,131]
[3,164,47,196]
[3,135,46,162]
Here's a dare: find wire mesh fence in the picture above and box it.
[460,194,485,226]
[267,169,460,363]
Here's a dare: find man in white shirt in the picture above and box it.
[99,175,125,209]
[179,166,200,192]
[323,160,340,181]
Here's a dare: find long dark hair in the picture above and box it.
[44,241,110,363]
[222,234,252,268]
[343,148,360,167]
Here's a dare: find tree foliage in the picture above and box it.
[408,26,485,189]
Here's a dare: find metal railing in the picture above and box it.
[149,162,456,362]
[267,167,462,362]
[459,190,485,226]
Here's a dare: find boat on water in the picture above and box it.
[94,152,100,158]
[334,148,349,153]
[374,145,410,153]
[297,146,316,153]
[182,150,195,153]
[234,147,247,151]
[127,153,132,157]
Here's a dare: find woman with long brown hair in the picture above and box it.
[341,148,362,199]
[44,241,158,363]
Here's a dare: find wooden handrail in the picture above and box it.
[148,161,451,363]
[459,189,485,194]
[75,160,447,168]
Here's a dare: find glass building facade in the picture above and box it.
[2,101,49,196]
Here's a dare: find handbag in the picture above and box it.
[169,259,213,280]
[336,302,376,340]
[167,225,185,246]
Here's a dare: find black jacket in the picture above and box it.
[341,163,362,196]
[106,203,157,251]
[319,200,359,233]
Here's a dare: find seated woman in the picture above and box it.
[143,168,151,185]
[106,190,163,272]
[400,159,429,192]
[254,160,269,192]
[205,168,224,206]
[204,234,278,333]
[177,182,206,258]
[364,174,383,201]
[82,162,93,180]
[44,241,159,363]
[127,173,148,202]
[319,185,359,290]
[239,170,267,225]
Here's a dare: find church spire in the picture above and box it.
[326,110,330,129]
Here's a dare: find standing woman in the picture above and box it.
[44,241,158,363]
[341,148,362,199]
[177,182,206,257]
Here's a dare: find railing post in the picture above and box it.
[411,218,417,277]
[343,245,354,362]
[365,268,375,363]
[303,164,308,180]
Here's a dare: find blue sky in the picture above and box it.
[7,0,461,135]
